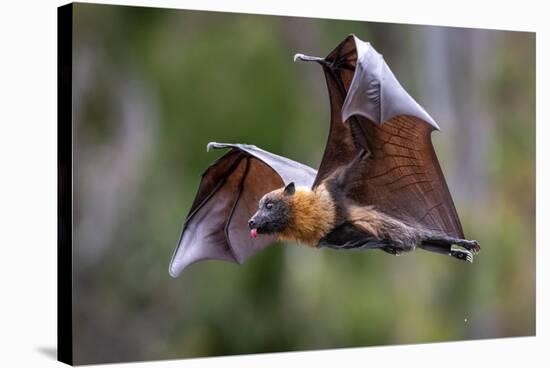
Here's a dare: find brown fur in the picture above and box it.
[347,202,421,246]
[269,183,421,249]
[347,204,386,238]
[277,184,336,246]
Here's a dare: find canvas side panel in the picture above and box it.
[58,3,73,366]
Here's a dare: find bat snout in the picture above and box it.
[248,216,262,239]
[248,213,268,233]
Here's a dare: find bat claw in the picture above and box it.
[450,249,474,263]
[470,240,481,254]
[293,53,326,65]
[293,53,304,62]
[206,142,220,152]
[459,239,481,254]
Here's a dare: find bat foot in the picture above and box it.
[450,249,474,263]
[457,239,481,254]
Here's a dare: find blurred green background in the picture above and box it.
[71,3,535,365]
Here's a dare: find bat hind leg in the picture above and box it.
[420,234,480,263]
[424,234,480,253]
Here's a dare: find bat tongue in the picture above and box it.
[250,228,258,238]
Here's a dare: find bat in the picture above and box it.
[169,34,480,277]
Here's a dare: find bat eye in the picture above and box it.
[266,202,273,210]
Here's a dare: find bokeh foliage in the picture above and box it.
[71,4,535,364]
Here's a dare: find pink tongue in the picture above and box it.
[250,229,258,238]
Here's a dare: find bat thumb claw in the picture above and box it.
[293,53,305,62]
[206,142,222,152]
[293,53,326,64]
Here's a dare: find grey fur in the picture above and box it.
[249,193,292,235]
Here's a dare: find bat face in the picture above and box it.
[248,184,295,237]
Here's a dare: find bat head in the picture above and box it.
[248,182,296,237]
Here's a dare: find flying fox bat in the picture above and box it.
[169,34,480,277]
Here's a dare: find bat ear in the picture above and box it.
[284,182,296,196]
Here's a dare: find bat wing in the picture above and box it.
[169,143,317,277]
[298,35,463,238]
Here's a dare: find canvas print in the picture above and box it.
[58,2,535,365]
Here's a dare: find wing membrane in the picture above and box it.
[169,143,316,277]
[310,35,464,238]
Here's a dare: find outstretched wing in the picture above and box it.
[298,35,463,238]
[169,143,317,277]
